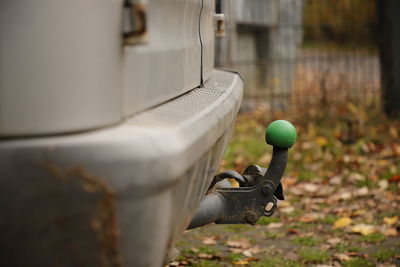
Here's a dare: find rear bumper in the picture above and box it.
[0,70,243,267]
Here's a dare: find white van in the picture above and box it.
[0,0,243,266]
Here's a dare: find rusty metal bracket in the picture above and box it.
[215,13,225,37]
[123,0,148,45]
[187,147,288,229]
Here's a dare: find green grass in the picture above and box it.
[358,232,387,243]
[299,248,329,263]
[335,243,361,253]
[316,202,329,209]
[292,236,320,247]
[388,183,400,193]
[195,260,222,267]
[377,210,400,219]
[223,224,253,234]
[372,248,398,262]
[179,247,195,255]
[342,258,375,267]
[293,222,318,231]
[248,237,258,245]
[265,232,285,239]
[257,216,280,225]
[223,126,265,169]
[227,253,244,263]
[356,179,375,188]
[250,256,303,267]
[297,169,317,182]
[288,196,301,204]
[197,246,220,255]
[286,208,304,218]
[319,214,338,225]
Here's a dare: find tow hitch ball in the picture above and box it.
[188,120,297,229]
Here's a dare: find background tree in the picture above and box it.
[377,0,400,118]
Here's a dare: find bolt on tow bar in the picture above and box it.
[188,120,297,229]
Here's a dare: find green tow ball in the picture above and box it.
[265,120,297,149]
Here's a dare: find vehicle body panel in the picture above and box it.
[122,0,202,117]
[201,0,216,82]
[0,70,243,266]
[0,1,246,266]
[0,0,124,136]
[0,0,205,136]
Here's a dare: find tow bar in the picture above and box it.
[188,120,297,229]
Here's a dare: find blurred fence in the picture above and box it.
[216,0,380,110]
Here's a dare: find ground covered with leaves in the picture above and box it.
[169,102,400,267]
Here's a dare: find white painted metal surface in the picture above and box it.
[0,0,207,136]
[0,0,124,136]
[122,0,203,117]
[201,0,216,82]
[0,70,243,267]
[235,0,278,26]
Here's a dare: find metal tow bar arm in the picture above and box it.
[188,120,297,229]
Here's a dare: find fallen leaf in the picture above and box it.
[326,237,342,246]
[383,216,398,226]
[258,153,272,165]
[346,252,359,257]
[197,253,213,259]
[226,238,251,249]
[248,246,261,255]
[286,251,299,261]
[378,179,389,191]
[242,250,252,257]
[329,176,342,185]
[299,213,319,223]
[229,248,243,254]
[202,237,217,246]
[228,178,240,188]
[316,136,328,146]
[266,223,284,229]
[334,253,351,261]
[279,201,293,208]
[388,174,400,183]
[282,177,297,186]
[303,183,318,193]
[347,102,359,115]
[377,264,397,267]
[287,228,300,234]
[320,244,331,251]
[366,199,375,208]
[378,159,389,166]
[226,241,243,248]
[343,155,351,163]
[349,172,365,182]
[233,260,249,265]
[389,126,398,138]
[383,228,398,237]
[355,187,369,197]
[393,144,400,156]
[290,187,303,196]
[338,191,352,200]
[351,224,375,236]
[352,209,366,216]
[333,217,352,229]
[280,206,295,214]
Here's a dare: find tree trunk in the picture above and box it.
[377,0,400,118]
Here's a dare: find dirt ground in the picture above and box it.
[168,102,400,267]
